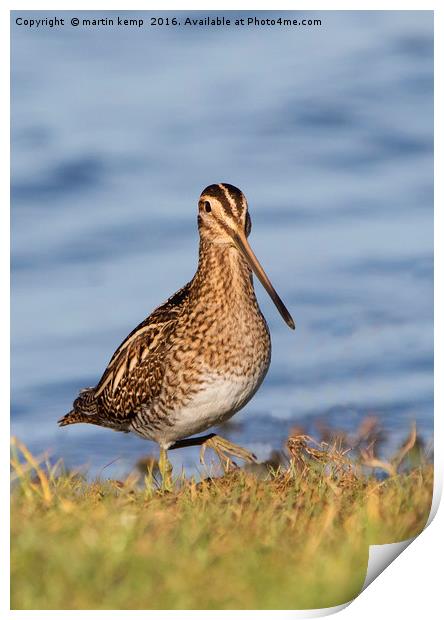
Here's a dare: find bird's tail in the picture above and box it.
[58,387,99,427]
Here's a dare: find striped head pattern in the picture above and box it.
[198,183,251,243]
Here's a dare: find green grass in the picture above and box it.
[10,435,433,610]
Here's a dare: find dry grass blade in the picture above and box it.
[287,433,357,483]
[11,436,53,505]
[359,450,397,477]
[360,422,417,476]
[392,422,417,469]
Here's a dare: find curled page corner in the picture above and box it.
[303,602,351,617]
[286,602,351,618]
[256,603,351,618]
[360,470,439,595]
[362,537,415,592]
[295,538,417,617]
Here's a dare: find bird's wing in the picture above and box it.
[94,282,191,418]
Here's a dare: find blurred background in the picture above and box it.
[11,11,433,477]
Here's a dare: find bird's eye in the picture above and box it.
[204,201,212,213]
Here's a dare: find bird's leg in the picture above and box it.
[158,447,173,492]
[169,433,257,472]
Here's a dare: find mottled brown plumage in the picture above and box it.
[59,183,294,467]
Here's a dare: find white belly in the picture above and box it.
[161,372,263,446]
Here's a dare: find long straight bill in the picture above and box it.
[233,232,295,330]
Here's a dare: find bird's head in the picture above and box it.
[197,183,295,330]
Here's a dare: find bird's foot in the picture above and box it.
[199,435,257,473]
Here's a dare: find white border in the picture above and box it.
[4,2,440,618]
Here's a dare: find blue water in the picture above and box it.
[11,11,433,477]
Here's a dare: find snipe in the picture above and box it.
[59,183,295,485]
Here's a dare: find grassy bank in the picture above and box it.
[11,434,433,610]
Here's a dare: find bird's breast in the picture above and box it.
[167,366,268,442]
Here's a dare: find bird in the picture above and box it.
[58,183,295,486]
